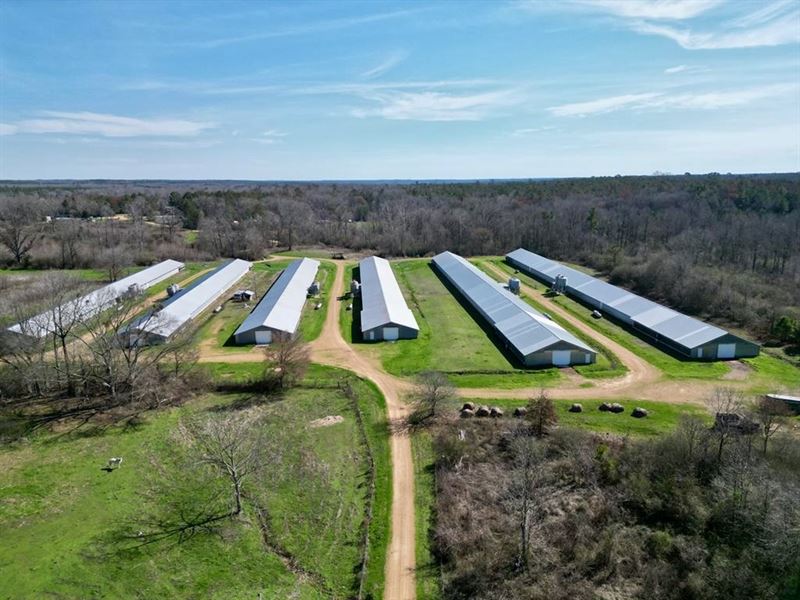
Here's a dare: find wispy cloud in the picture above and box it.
[538,0,800,49]
[361,50,409,79]
[631,8,800,49]
[511,126,556,137]
[550,93,662,117]
[352,89,520,121]
[250,129,288,144]
[173,9,422,49]
[664,64,688,74]
[550,84,797,116]
[571,0,722,20]
[1,111,214,137]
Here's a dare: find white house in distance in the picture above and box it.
[233,257,320,345]
[359,256,419,341]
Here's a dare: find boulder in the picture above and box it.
[475,405,491,417]
[461,402,476,412]
[513,407,528,418]
[599,403,611,412]
[609,403,625,414]
[631,407,649,419]
[568,403,583,413]
[460,408,474,419]
[490,406,504,418]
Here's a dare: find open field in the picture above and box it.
[0,364,391,599]
[338,259,566,389]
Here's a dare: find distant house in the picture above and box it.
[123,259,251,345]
[506,248,760,361]
[233,257,320,345]
[359,256,419,341]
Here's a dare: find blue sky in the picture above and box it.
[1,0,798,179]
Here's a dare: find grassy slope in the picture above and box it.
[339,259,563,389]
[0,364,391,599]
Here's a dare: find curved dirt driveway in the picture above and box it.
[309,261,417,600]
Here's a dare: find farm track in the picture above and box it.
[310,261,417,600]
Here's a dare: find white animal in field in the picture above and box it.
[107,457,123,469]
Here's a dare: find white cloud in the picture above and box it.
[0,123,19,136]
[511,126,555,137]
[549,93,662,117]
[664,64,688,74]
[361,51,409,79]
[550,84,797,116]
[572,0,721,20]
[632,10,800,49]
[4,111,214,137]
[352,89,519,121]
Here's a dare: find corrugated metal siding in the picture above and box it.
[359,256,419,334]
[8,259,184,338]
[127,258,251,341]
[506,248,759,358]
[432,251,596,365]
[234,257,319,342]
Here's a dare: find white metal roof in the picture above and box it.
[234,258,319,337]
[359,256,419,333]
[128,258,251,340]
[8,259,184,338]
[432,251,595,357]
[506,248,735,351]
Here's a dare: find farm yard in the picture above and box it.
[0,365,390,599]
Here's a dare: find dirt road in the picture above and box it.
[309,261,417,600]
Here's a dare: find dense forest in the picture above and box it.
[1,174,798,342]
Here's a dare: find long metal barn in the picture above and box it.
[8,259,184,338]
[506,248,759,360]
[432,251,596,367]
[233,257,320,345]
[359,256,419,341]
[123,258,251,345]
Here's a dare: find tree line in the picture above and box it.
[1,174,798,340]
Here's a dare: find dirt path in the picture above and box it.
[309,261,417,600]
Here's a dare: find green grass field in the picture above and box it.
[339,259,565,389]
[412,432,441,600]
[0,364,391,599]
[456,397,711,437]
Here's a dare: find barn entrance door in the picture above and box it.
[255,330,272,345]
[383,327,399,341]
[552,350,571,366]
[717,344,736,359]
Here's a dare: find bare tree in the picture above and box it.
[409,370,456,424]
[526,389,558,437]
[707,387,746,463]
[0,198,43,265]
[751,396,791,454]
[263,336,310,391]
[507,434,545,572]
[179,411,264,516]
